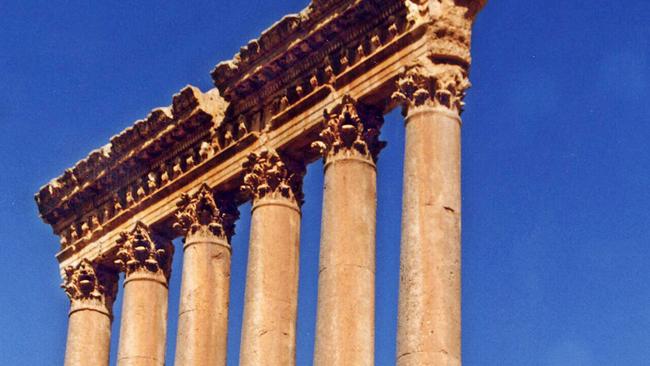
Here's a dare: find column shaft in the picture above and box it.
[65,305,112,366]
[397,106,462,366]
[314,157,376,365]
[62,259,117,366]
[117,271,169,366]
[174,235,231,366]
[114,222,172,366]
[239,197,301,366]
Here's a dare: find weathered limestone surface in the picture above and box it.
[114,223,173,366]
[63,260,117,366]
[118,272,169,366]
[173,185,238,366]
[65,305,112,366]
[394,62,468,366]
[174,238,230,366]
[313,97,383,366]
[314,157,377,365]
[239,148,303,366]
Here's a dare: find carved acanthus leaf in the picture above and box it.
[241,148,304,204]
[173,184,239,240]
[392,62,470,114]
[312,95,386,162]
[114,222,172,276]
[62,259,117,304]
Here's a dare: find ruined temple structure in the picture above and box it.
[35,1,486,365]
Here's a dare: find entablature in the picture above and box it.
[35,86,234,244]
[35,0,485,274]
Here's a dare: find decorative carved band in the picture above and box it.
[241,148,305,205]
[62,259,117,307]
[312,95,386,163]
[392,62,470,115]
[173,184,239,241]
[114,222,173,278]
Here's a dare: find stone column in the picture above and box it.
[239,148,304,366]
[114,222,173,366]
[172,184,239,366]
[312,96,385,366]
[62,259,118,366]
[393,62,470,366]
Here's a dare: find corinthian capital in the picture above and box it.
[241,148,304,205]
[173,184,239,240]
[62,259,117,307]
[392,63,470,115]
[312,95,386,163]
[114,222,172,277]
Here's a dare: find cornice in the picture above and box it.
[212,0,405,103]
[35,86,228,228]
[211,0,350,99]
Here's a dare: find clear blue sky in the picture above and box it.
[1,1,648,365]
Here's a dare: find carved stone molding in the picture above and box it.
[392,61,470,115]
[114,222,173,278]
[312,95,386,163]
[35,86,229,246]
[210,0,410,137]
[62,259,118,307]
[173,183,239,241]
[241,148,305,205]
